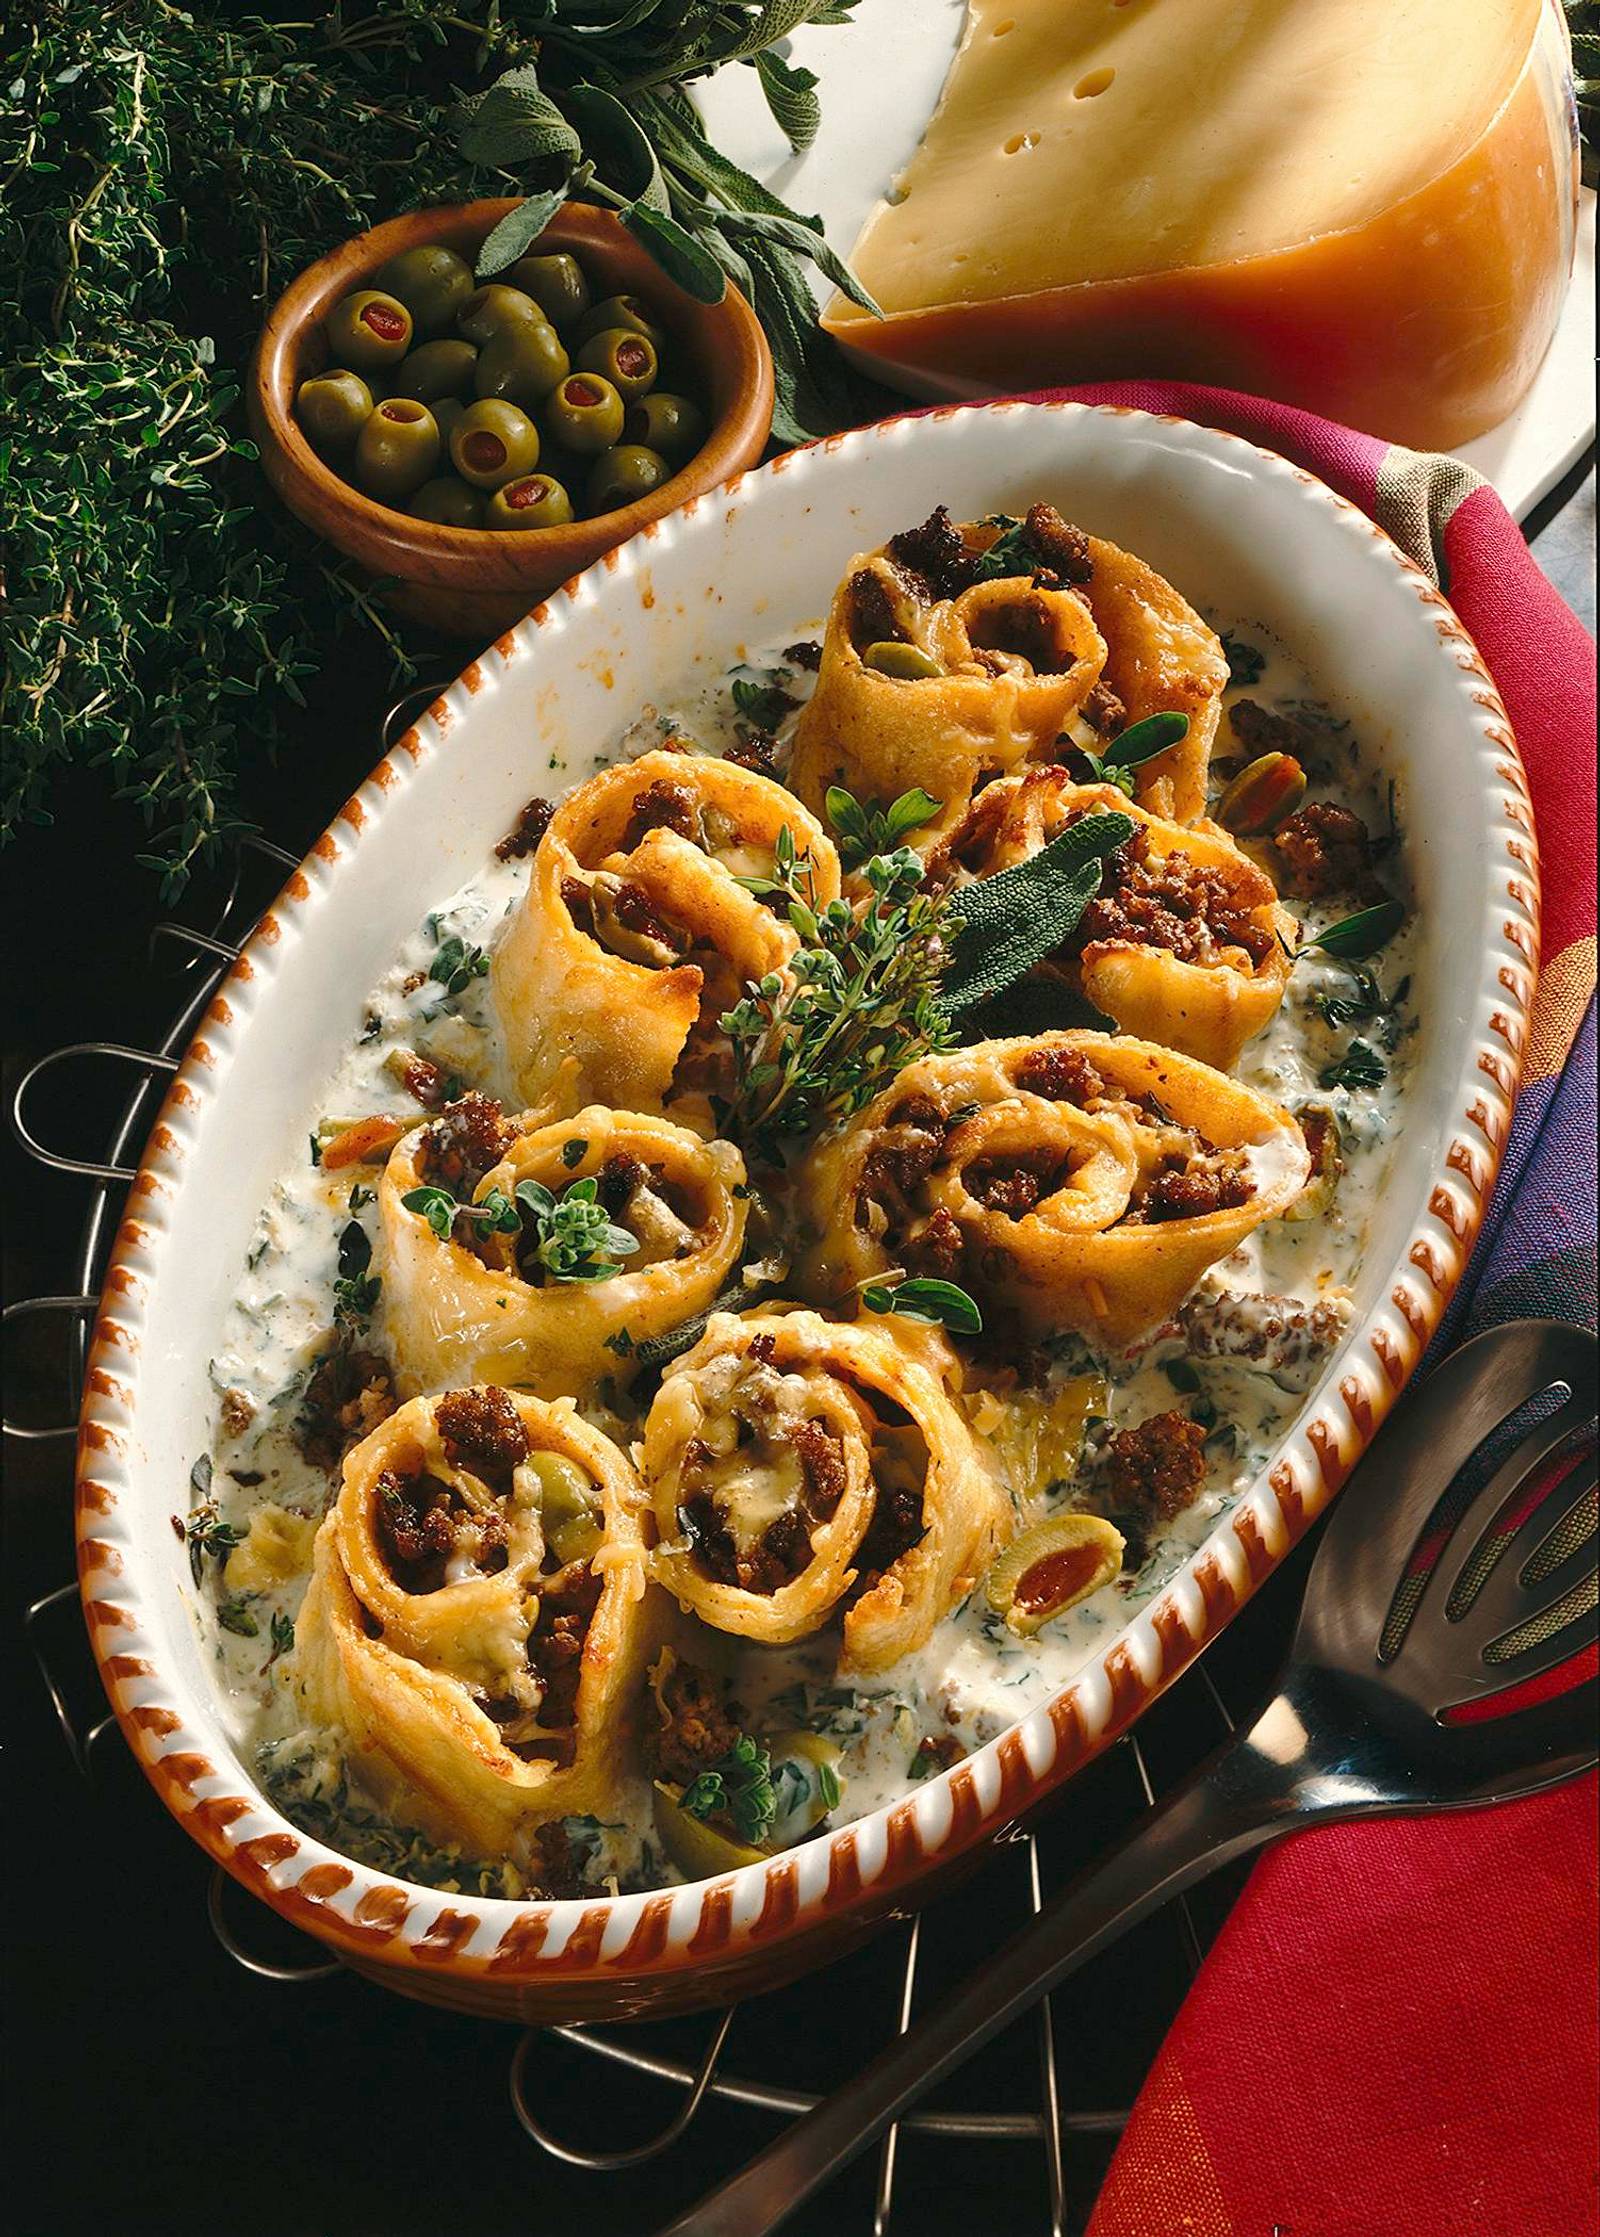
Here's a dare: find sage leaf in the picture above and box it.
[718,205,881,315]
[452,67,583,171]
[1106,710,1189,769]
[477,187,571,279]
[562,81,671,213]
[861,1278,984,1334]
[753,47,822,152]
[939,812,1136,1015]
[1305,898,1406,960]
[623,205,728,300]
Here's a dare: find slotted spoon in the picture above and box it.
[663,1318,1599,2237]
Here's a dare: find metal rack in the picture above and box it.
[5,689,1291,2234]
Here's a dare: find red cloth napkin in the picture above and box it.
[982,383,1599,2237]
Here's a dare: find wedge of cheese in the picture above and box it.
[824,0,1577,446]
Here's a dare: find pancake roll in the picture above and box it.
[292,1387,654,1854]
[789,505,1227,842]
[935,772,1296,1067]
[643,1309,1011,1673]
[379,1094,748,1400]
[800,1034,1310,1349]
[492,747,840,1111]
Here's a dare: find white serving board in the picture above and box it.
[695,6,1596,520]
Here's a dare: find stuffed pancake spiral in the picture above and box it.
[935,772,1296,1068]
[493,748,841,1111]
[379,1094,748,1401]
[292,1387,654,1854]
[644,1309,1011,1674]
[789,505,1226,839]
[801,1034,1310,1349]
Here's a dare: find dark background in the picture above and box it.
[4,457,1591,2237]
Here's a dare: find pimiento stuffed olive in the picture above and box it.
[295,369,375,458]
[325,290,413,371]
[585,443,669,512]
[455,283,548,346]
[542,372,625,455]
[506,252,591,330]
[404,477,485,528]
[401,339,479,403]
[623,390,705,463]
[449,398,540,490]
[573,293,664,353]
[300,235,711,533]
[373,244,474,339]
[353,398,440,501]
[474,322,571,410]
[485,474,576,531]
[575,327,658,402]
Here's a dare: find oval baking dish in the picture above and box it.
[75,401,1537,2023]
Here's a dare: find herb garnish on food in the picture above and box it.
[861,1278,984,1335]
[401,1174,638,1282]
[333,1219,381,1328]
[1064,711,1191,798]
[678,1730,833,1845]
[1320,1040,1388,1092]
[825,784,943,870]
[722,831,954,1147]
[938,811,1137,1014]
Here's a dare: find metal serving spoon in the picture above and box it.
[662,1319,1599,2237]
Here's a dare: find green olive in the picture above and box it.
[574,293,665,353]
[507,252,591,330]
[474,321,571,409]
[456,282,547,347]
[585,442,669,513]
[525,1448,601,1562]
[542,372,626,456]
[575,326,658,402]
[623,390,706,463]
[399,338,479,403]
[862,640,944,680]
[1288,1105,1344,1221]
[449,398,540,490]
[486,474,576,532]
[352,398,440,502]
[294,369,374,459]
[403,477,485,529]
[324,289,413,372]
[430,395,467,449]
[652,1781,768,1880]
[985,1514,1125,1636]
[372,244,475,338]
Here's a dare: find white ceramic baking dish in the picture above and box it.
[76,401,1537,2020]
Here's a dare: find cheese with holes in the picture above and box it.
[823,0,1577,446]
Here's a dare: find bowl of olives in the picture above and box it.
[249,200,774,640]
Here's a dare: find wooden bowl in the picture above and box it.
[248,199,774,642]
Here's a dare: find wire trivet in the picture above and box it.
[6,685,1268,2234]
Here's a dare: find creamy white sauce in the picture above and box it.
[195,615,1415,1893]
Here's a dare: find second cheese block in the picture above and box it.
[823,0,1577,447]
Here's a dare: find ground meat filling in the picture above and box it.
[853,1478,926,1583]
[904,1204,967,1282]
[723,731,778,777]
[1013,1046,1108,1105]
[1100,1411,1208,1544]
[965,1150,1068,1219]
[375,1468,510,1594]
[857,1094,947,1224]
[1020,501,1094,587]
[1274,801,1375,898]
[784,638,824,671]
[523,1566,603,1747]
[649,1658,742,1785]
[295,1345,396,1473]
[595,1151,649,1217]
[1226,699,1310,759]
[678,1410,852,1596]
[495,794,554,861]
[1082,680,1126,737]
[847,565,906,648]
[1068,818,1277,969]
[887,504,972,602]
[1131,1153,1253,1224]
[968,587,1075,674]
[434,1386,530,1487]
[422,1093,516,1196]
[621,777,700,852]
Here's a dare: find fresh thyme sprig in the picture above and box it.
[824,784,943,870]
[720,832,956,1148]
